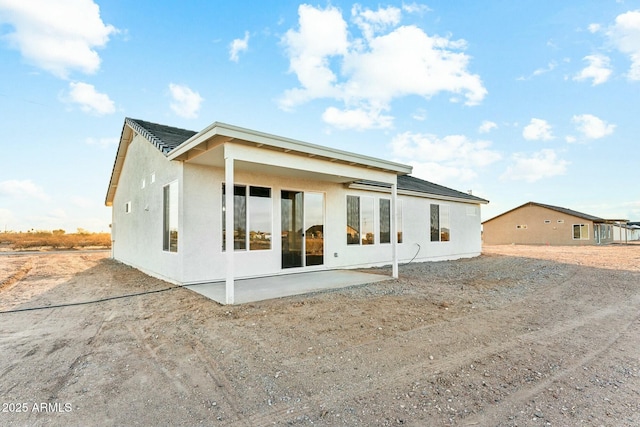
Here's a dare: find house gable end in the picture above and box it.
[105,118,196,206]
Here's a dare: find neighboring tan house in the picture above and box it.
[482,202,619,246]
[105,118,489,303]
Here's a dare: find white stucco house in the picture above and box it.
[105,118,489,304]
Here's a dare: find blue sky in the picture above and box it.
[1,0,639,232]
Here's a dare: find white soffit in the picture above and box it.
[167,122,412,175]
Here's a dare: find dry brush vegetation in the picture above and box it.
[0,230,111,251]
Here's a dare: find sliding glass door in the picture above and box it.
[281,191,324,269]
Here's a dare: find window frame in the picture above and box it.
[430,203,450,242]
[361,196,375,245]
[346,195,360,245]
[396,199,403,244]
[379,198,391,244]
[162,181,178,253]
[572,223,589,240]
[222,184,273,252]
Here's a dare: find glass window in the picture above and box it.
[346,195,360,245]
[431,204,450,242]
[397,200,403,244]
[249,186,272,250]
[223,185,272,251]
[361,197,374,245]
[163,182,178,252]
[572,224,588,240]
[379,198,391,244]
[430,204,440,242]
[440,205,450,242]
[222,184,247,251]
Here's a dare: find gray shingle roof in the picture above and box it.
[125,118,487,204]
[532,202,604,222]
[483,201,606,224]
[353,176,488,203]
[398,175,488,203]
[126,118,196,154]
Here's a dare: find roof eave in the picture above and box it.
[167,122,412,175]
[348,182,489,204]
[105,121,136,206]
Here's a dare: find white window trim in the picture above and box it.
[572,223,589,240]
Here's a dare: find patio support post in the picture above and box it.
[225,152,235,304]
[391,179,399,279]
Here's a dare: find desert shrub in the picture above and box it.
[1,231,111,250]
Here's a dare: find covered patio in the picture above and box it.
[185,269,392,305]
[166,122,409,304]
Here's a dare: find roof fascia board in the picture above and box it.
[168,122,412,175]
[348,182,488,205]
[105,122,134,206]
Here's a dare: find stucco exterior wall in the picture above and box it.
[178,163,483,283]
[111,134,184,283]
[482,204,602,245]
[112,136,484,285]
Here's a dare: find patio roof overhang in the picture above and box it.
[166,122,412,183]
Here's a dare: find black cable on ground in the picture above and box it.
[401,243,421,265]
[0,285,185,314]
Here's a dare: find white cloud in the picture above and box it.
[168,83,203,119]
[517,61,557,81]
[411,108,427,121]
[0,179,50,200]
[280,4,348,110]
[85,136,118,148]
[229,31,249,62]
[391,132,501,183]
[572,114,616,139]
[402,3,432,14]
[523,118,554,141]
[533,61,557,76]
[279,4,486,130]
[501,149,569,183]
[478,120,497,133]
[565,135,577,143]
[322,106,393,130]
[573,54,612,85]
[588,23,602,33]
[0,0,117,78]
[607,10,640,80]
[351,4,401,40]
[67,81,115,115]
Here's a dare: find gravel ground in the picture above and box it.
[0,244,639,426]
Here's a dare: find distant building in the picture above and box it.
[613,222,640,242]
[482,202,622,245]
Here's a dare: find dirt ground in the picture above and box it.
[1,245,639,426]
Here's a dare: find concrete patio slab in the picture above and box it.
[185,269,391,304]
